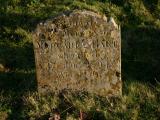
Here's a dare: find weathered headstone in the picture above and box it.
[33,10,121,96]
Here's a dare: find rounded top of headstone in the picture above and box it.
[33,10,119,45]
[39,10,108,26]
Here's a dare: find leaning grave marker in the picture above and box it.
[33,10,121,96]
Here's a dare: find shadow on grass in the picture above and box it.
[0,71,36,92]
[0,2,54,119]
[0,71,36,119]
[0,37,37,119]
[121,26,160,83]
[0,41,35,70]
[0,43,37,119]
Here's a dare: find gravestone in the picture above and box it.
[33,10,121,96]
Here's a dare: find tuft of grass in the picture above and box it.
[15,81,159,119]
[23,93,59,119]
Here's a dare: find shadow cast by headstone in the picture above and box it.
[121,26,160,84]
[0,41,35,70]
[0,41,37,119]
[0,70,37,119]
[0,2,59,119]
[0,71,36,92]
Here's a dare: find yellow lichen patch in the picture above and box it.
[85,52,93,61]
[83,29,93,37]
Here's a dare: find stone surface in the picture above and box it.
[33,10,121,96]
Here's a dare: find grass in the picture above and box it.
[0,81,159,119]
[0,0,160,119]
